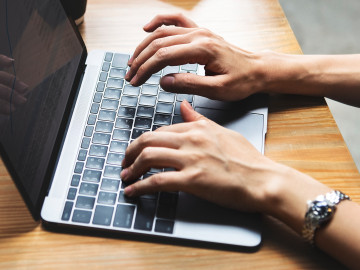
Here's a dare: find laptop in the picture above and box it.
[0,0,267,248]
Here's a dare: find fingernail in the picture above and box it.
[161,75,175,89]
[18,81,29,93]
[124,186,133,196]
[183,100,193,110]
[125,72,130,81]
[127,57,133,66]
[121,168,128,180]
[130,74,137,85]
[14,95,27,105]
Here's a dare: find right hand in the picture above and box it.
[125,14,264,101]
[0,55,28,115]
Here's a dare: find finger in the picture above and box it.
[130,43,206,86]
[0,55,14,67]
[143,13,198,33]
[160,73,227,100]
[124,171,185,197]
[0,71,29,94]
[121,147,185,182]
[0,84,27,105]
[127,26,193,67]
[126,32,194,81]
[0,99,15,115]
[122,131,183,168]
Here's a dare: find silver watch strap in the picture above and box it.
[302,190,350,245]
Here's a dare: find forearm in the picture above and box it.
[258,52,360,107]
[263,164,360,269]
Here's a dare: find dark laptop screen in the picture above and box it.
[0,0,86,218]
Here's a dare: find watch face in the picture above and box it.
[311,201,333,220]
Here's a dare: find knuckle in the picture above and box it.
[137,64,146,76]
[150,38,163,50]
[140,147,153,162]
[138,131,152,146]
[155,47,168,60]
[149,174,164,187]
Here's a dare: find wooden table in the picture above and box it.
[1,0,359,269]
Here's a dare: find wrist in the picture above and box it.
[260,162,331,234]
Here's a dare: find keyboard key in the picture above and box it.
[137,106,154,118]
[172,115,183,124]
[174,102,181,115]
[150,168,163,173]
[95,121,114,133]
[109,141,128,153]
[99,72,108,82]
[86,157,105,170]
[84,126,94,137]
[181,63,197,71]
[67,188,77,200]
[140,193,158,200]
[93,205,114,226]
[159,192,178,205]
[101,99,119,110]
[96,82,105,92]
[154,114,171,125]
[158,92,175,103]
[134,117,152,129]
[82,169,102,183]
[156,103,173,114]
[176,94,193,103]
[141,84,158,96]
[89,144,108,157]
[131,128,148,139]
[155,219,175,234]
[98,191,117,205]
[124,85,141,96]
[107,153,125,166]
[72,210,92,223]
[120,96,138,107]
[156,203,176,220]
[118,106,136,118]
[71,174,81,187]
[92,133,111,145]
[145,75,161,85]
[101,178,120,192]
[152,125,162,131]
[104,88,121,99]
[76,196,95,210]
[113,129,131,141]
[93,92,103,103]
[77,149,87,161]
[79,182,99,196]
[109,68,126,78]
[90,103,100,114]
[113,204,135,228]
[112,53,130,68]
[98,110,116,122]
[74,162,84,174]
[104,166,122,179]
[115,118,133,129]
[139,95,156,107]
[102,61,111,72]
[134,198,157,231]
[118,190,137,204]
[88,114,97,125]
[107,78,124,89]
[61,201,73,221]
[163,66,179,76]
[104,52,113,62]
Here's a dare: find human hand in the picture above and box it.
[0,55,28,115]
[120,101,280,213]
[125,14,263,101]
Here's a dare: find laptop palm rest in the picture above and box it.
[173,107,263,246]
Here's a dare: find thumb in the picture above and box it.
[180,100,209,122]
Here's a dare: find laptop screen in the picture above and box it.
[0,0,86,218]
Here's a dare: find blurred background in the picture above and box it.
[279,0,360,172]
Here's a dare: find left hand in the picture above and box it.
[121,101,281,213]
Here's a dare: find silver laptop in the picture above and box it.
[0,0,267,248]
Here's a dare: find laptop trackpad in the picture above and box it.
[174,192,262,246]
[195,107,264,153]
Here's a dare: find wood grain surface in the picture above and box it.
[1,0,359,269]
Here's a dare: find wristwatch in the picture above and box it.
[302,190,350,245]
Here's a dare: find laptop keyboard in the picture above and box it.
[61,52,198,234]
